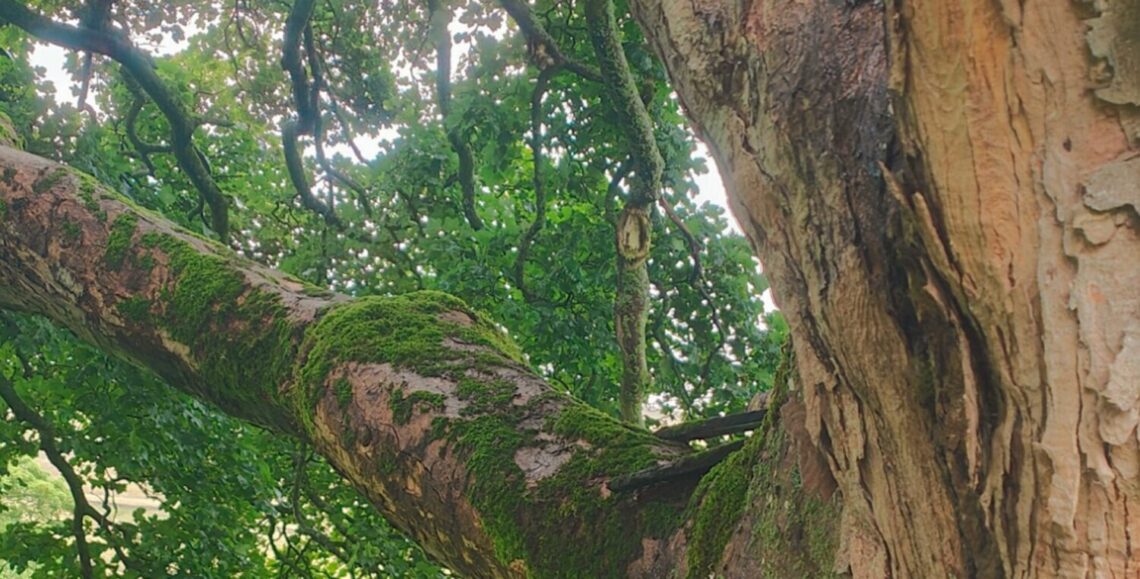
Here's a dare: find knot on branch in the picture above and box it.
[616,205,651,263]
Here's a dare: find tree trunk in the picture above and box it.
[3,1,1138,577]
[631,0,1140,576]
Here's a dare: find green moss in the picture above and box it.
[643,501,685,538]
[680,341,840,578]
[0,199,7,220]
[439,393,677,576]
[377,451,398,475]
[139,231,163,248]
[104,213,139,269]
[341,420,357,449]
[136,253,155,271]
[684,341,793,578]
[139,232,297,430]
[0,112,19,148]
[449,414,529,567]
[441,381,668,575]
[79,188,106,221]
[61,219,81,242]
[293,291,523,433]
[549,403,659,448]
[429,416,450,440]
[520,403,673,577]
[32,167,68,194]
[335,378,353,409]
[457,377,516,415]
[685,435,763,578]
[301,284,334,297]
[78,174,107,218]
[390,389,446,425]
[116,296,152,324]
[747,430,840,578]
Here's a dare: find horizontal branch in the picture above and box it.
[0,146,698,578]
[653,410,766,442]
[610,439,744,492]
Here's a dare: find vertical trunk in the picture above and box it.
[632,0,1140,576]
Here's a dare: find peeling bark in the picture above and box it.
[3,0,1138,576]
[631,0,1140,576]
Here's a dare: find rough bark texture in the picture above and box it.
[631,0,1140,576]
[0,146,699,578]
[4,1,1138,577]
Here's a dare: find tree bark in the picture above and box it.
[630,0,1140,576]
[4,1,1139,577]
[0,146,702,578]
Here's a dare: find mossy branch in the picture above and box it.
[585,0,666,425]
[584,0,662,207]
[0,147,704,577]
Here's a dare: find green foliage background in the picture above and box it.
[0,0,784,574]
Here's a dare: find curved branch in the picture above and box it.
[0,374,96,578]
[280,0,340,226]
[513,65,560,301]
[429,0,483,230]
[0,0,231,240]
[283,119,340,226]
[0,364,142,576]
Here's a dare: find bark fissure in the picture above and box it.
[630,0,1140,575]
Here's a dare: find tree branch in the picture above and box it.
[280,0,341,227]
[610,439,745,492]
[0,146,696,578]
[584,0,662,206]
[0,0,231,240]
[513,64,560,301]
[585,0,665,424]
[497,0,602,82]
[428,0,483,231]
[0,374,96,578]
[653,410,767,443]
